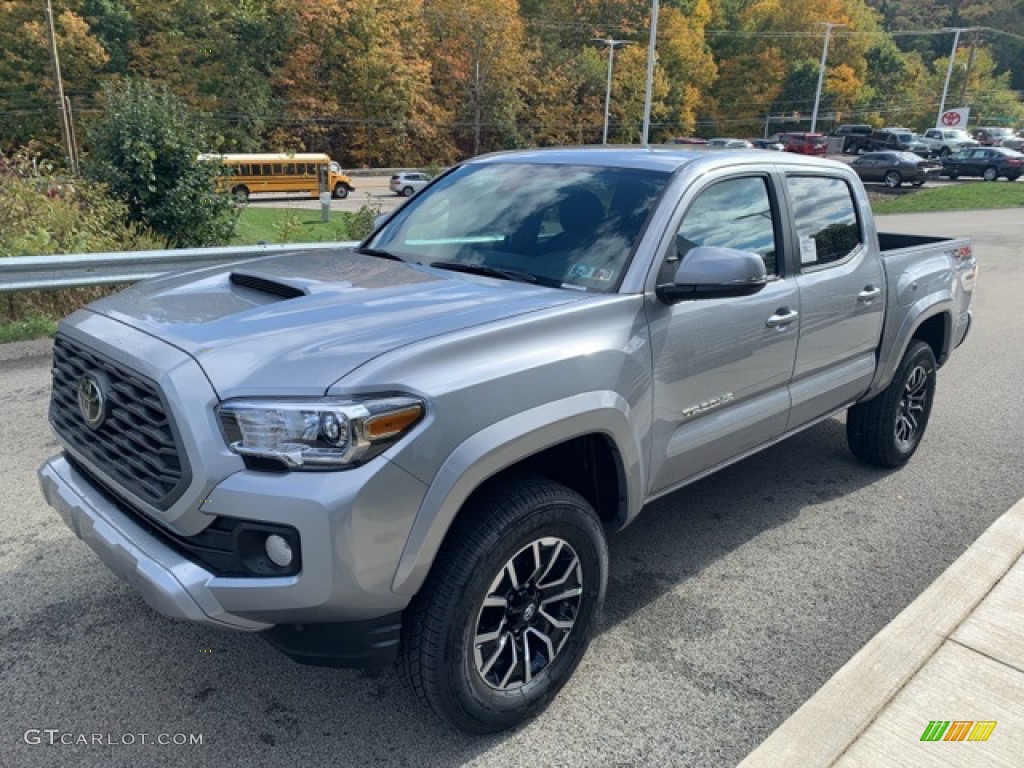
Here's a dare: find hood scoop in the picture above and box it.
[229,271,307,300]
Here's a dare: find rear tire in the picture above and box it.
[399,473,607,734]
[402,186,415,197]
[983,167,998,182]
[884,171,902,188]
[847,341,937,468]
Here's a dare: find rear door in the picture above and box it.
[785,173,884,428]
[646,169,799,494]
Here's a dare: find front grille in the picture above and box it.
[49,335,190,509]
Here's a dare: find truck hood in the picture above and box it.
[88,249,579,397]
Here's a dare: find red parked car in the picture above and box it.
[780,132,828,156]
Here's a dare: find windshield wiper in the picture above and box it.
[428,261,537,284]
[355,246,405,262]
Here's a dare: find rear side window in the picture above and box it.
[786,176,862,268]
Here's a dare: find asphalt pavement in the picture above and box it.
[0,209,1021,767]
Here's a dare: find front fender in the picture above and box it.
[390,391,646,596]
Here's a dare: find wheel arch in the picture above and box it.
[866,306,951,400]
[390,392,645,596]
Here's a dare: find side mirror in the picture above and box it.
[657,245,768,304]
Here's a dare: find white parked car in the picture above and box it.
[707,138,753,149]
[390,171,431,197]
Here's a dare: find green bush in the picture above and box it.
[0,148,161,257]
[84,78,238,248]
[0,148,157,330]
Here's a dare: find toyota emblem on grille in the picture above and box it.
[77,373,107,429]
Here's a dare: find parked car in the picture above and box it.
[940,146,1024,181]
[752,138,785,151]
[707,137,753,148]
[669,136,707,145]
[40,147,976,734]
[779,132,828,156]
[972,126,1024,150]
[920,128,979,157]
[832,124,873,154]
[858,129,932,157]
[390,171,431,197]
[850,151,941,188]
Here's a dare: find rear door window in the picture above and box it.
[786,176,863,268]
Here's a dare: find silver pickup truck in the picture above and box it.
[38,147,976,733]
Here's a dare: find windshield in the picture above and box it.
[367,163,670,292]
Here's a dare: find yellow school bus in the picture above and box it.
[200,153,356,202]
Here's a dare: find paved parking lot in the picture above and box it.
[1,209,1021,767]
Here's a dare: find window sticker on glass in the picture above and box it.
[800,235,818,265]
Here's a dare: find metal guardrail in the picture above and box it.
[0,241,360,293]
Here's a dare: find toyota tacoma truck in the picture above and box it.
[39,147,976,733]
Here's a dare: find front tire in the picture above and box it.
[847,341,937,468]
[400,473,608,733]
[983,167,998,181]
[333,183,349,199]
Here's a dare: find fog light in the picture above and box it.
[265,534,293,568]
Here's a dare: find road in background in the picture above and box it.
[247,174,406,214]
[1,210,1021,767]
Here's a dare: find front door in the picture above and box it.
[647,173,799,495]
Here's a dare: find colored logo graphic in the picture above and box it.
[920,720,997,742]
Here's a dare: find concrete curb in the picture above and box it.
[738,497,1024,767]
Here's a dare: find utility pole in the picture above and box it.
[593,38,631,144]
[937,28,964,126]
[810,22,844,134]
[44,0,77,174]
[641,0,659,145]
[959,28,979,105]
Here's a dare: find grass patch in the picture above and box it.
[232,206,368,245]
[872,181,1024,214]
[0,315,56,343]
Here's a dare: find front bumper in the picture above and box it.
[40,454,265,631]
[40,448,428,633]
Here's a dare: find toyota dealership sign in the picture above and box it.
[938,107,970,129]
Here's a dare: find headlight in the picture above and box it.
[217,395,424,470]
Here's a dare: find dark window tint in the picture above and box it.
[676,177,779,275]
[251,164,262,176]
[786,176,862,267]
[261,164,272,175]
[239,164,250,176]
[285,163,296,175]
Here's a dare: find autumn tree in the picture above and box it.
[0,2,108,159]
